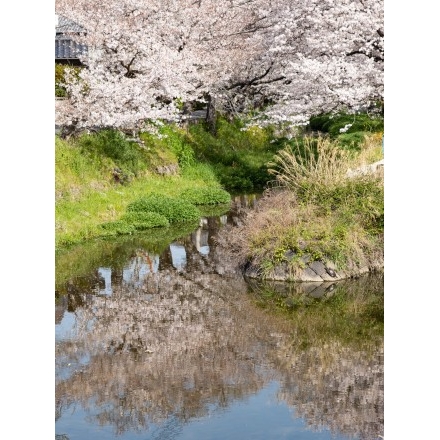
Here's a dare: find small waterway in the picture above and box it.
[55,195,384,440]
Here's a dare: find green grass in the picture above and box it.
[226,133,384,275]
[56,133,227,249]
[56,113,384,255]
[307,112,384,150]
[179,187,231,205]
[127,193,201,223]
[185,117,283,192]
[268,135,384,236]
[99,211,170,236]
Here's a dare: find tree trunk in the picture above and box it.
[205,94,217,135]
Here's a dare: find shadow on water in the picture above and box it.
[55,194,383,440]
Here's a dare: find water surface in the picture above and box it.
[56,196,383,440]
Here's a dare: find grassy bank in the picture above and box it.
[56,112,383,258]
[223,131,384,277]
[55,130,228,249]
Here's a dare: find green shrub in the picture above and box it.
[158,125,196,168]
[308,112,384,138]
[120,211,170,229]
[336,132,370,150]
[99,221,137,236]
[180,162,218,182]
[186,116,280,192]
[127,193,201,223]
[269,136,351,201]
[269,137,383,232]
[327,179,384,234]
[180,187,231,205]
[99,211,170,236]
[55,63,67,97]
[215,117,270,151]
[77,129,148,179]
[55,63,82,97]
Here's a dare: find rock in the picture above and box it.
[155,164,179,175]
[358,266,370,275]
[325,267,337,278]
[271,262,292,281]
[300,254,311,265]
[296,267,324,282]
[284,250,296,260]
[309,261,335,281]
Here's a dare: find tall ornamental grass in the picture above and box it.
[227,134,384,274]
[268,134,383,207]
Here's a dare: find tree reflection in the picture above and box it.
[56,265,383,439]
[56,270,274,434]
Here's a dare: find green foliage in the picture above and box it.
[55,63,82,97]
[321,178,384,234]
[57,121,235,249]
[245,132,383,273]
[99,221,137,236]
[269,135,384,237]
[127,193,201,223]
[99,211,169,236]
[336,132,370,150]
[187,117,280,192]
[308,112,384,149]
[56,136,112,200]
[120,211,170,229]
[180,162,218,182]
[77,129,149,180]
[216,117,270,150]
[137,125,197,170]
[180,187,231,205]
[158,125,196,168]
[215,161,271,193]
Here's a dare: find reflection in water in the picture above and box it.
[55,195,383,440]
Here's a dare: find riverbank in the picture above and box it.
[55,134,227,248]
[56,116,384,281]
[213,134,384,282]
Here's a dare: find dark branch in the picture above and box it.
[121,52,140,77]
[227,62,274,90]
[346,49,383,63]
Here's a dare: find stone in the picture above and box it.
[300,254,311,265]
[296,267,323,282]
[271,262,292,281]
[309,261,335,281]
[284,250,296,260]
[244,263,262,279]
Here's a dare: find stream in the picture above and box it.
[55,195,384,440]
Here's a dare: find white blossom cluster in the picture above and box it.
[56,0,383,131]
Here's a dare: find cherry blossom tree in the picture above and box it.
[55,0,383,133]
[221,0,384,125]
